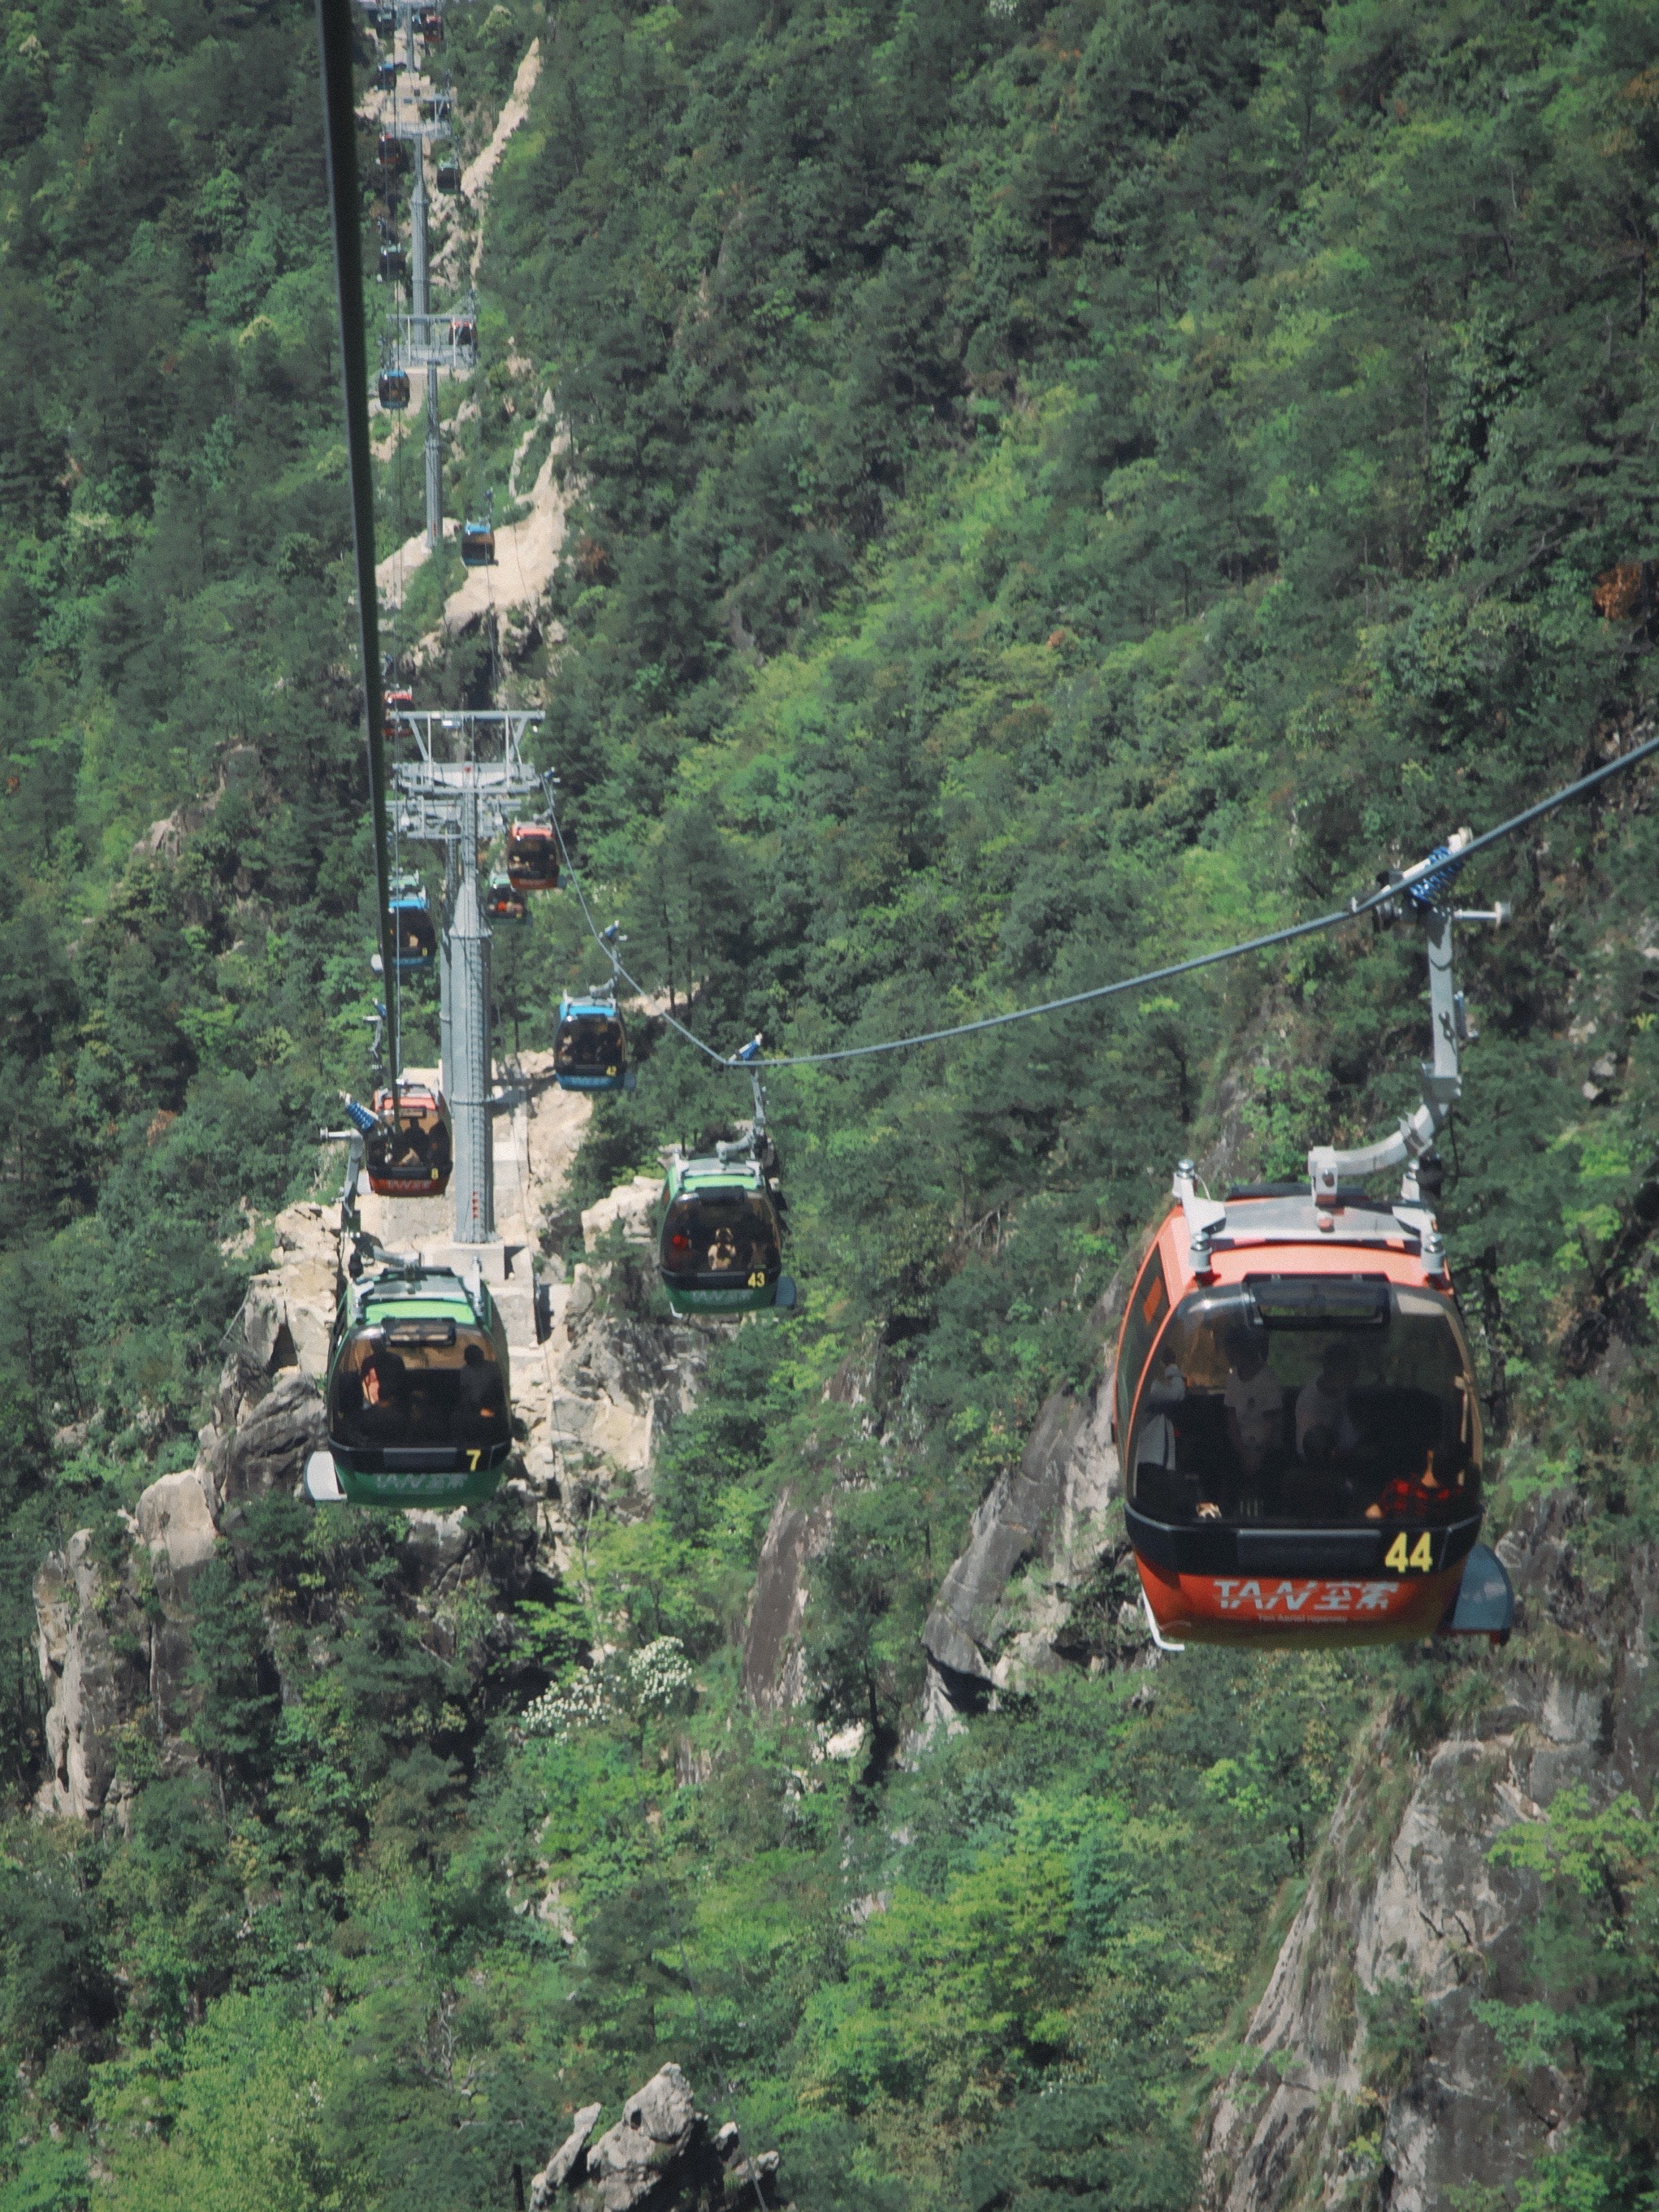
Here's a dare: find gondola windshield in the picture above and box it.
[329,1321,506,1457]
[1127,1276,1481,1531]
[366,1092,450,1183]
[557,1011,626,1074]
[661,1188,781,1284]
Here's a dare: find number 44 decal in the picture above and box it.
[1384,1531,1436,1574]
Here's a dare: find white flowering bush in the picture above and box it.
[521,1638,695,1739]
[626,1637,696,1715]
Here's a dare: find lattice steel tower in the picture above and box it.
[366,0,477,551]
[391,710,546,1243]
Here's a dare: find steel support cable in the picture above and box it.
[318,0,401,1100]
[546,808,730,1064]
[553,733,1659,1076]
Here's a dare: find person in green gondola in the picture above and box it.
[453,1341,507,1450]
[353,1342,409,1444]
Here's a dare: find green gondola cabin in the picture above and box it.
[657,1155,795,1316]
[320,1263,511,1504]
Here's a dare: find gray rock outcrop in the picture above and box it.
[742,1488,834,1712]
[34,1532,128,1822]
[921,1350,1125,1706]
[531,2065,783,2212]
[1199,1496,1659,2212]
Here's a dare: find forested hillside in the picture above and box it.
[1,3,1657,2211]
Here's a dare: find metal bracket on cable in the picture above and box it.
[1309,829,1510,1263]
[716,1036,768,1161]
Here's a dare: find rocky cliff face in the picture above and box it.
[1199,1496,1657,2212]
[30,1152,711,1827]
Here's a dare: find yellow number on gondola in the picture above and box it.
[466,1449,481,1470]
[747,1270,767,1288]
[1385,1532,1436,1573]
[605,1065,617,1076]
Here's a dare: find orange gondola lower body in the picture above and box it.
[1125,1505,1505,1647]
[366,1164,451,1199]
[1133,1553,1465,1647]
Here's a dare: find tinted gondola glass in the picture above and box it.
[378,370,411,410]
[554,1002,630,1093]
[657,1166,791,1315]
[379,245,407,282]
[461,522,494,566]
[379,133,409,174]
[437,160,461,193]
[324,1266,510,1505]
[1124,1277,1482,1532]
[364,1084,452,1197]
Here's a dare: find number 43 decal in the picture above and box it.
[1384,1531,1436,1573]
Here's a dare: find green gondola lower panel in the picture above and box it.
[312,1263,513,1507]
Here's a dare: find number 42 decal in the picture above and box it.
[1384,1531,1436,1573]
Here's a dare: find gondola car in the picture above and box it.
[378,132,409,175]
[418,6,444,46]
[436,159,461,193]
[461,518,494,566]
[384,687,417,742]
[485,872,526,922]
[379,244,407,283]
[378,370,411,409]
[657,1155,795,1317]
[365,1084,452,1197]
[505,820,559,892]
[1113,1175,1512,1647]
[310,1262,510,1506]
[554,995,634,1095]
[389,877,436,972]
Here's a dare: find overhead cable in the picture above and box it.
[552,729,1658,1075]
[318,0,401,1091]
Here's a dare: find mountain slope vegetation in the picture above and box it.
[0,2,1657,2210]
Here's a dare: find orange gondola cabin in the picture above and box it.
[1113,1177,1505,1647]
[505,821,558,894]
[1112,842,1514,1651]
[364,1084,453,1198]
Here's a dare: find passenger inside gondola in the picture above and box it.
[1127,1283,1480,1528]
[661,1190,781,1282]
[331,1322,504,1454]
[555,1013,626,1076]
[366,1094,450,1184]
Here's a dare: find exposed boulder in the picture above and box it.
[215,1368,327,1507]
[580,1174,661,1248]
[135,1467,217,1594]
[532,2106,603,2209]
[532,2065,784,2212]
